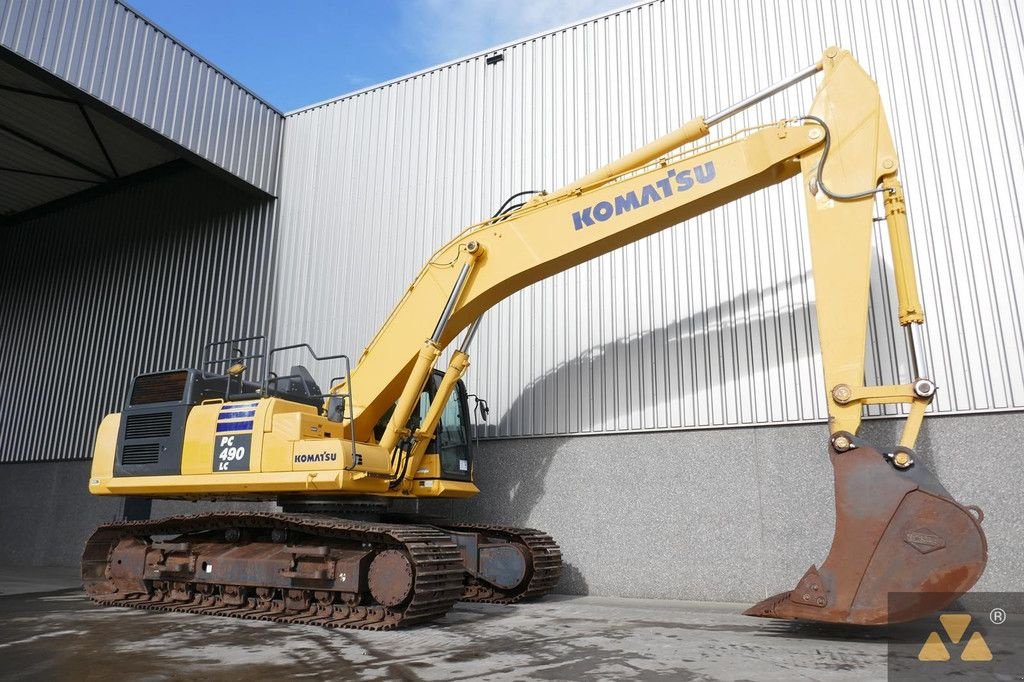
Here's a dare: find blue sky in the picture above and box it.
[129,0,630,112]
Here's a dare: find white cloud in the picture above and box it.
[398,0,634,66]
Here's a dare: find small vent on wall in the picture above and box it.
[485,53,504,66]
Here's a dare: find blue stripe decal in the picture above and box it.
[218,417,254,425]
[216,420,253,433]
[218,409,256,419]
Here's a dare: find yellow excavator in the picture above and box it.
[82,47,987,629]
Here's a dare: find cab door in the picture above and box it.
[426,370,474,481]
[372,369,476,481]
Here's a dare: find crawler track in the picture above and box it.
[82,512,465,630]
[440,523,563,603]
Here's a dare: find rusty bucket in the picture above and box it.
[746,434,987,625]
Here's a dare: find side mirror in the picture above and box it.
[327,395,346,423]
[469,394,490,422]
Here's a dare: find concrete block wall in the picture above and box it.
[456,412,1022,602]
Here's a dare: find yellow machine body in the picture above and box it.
[89,398,478,499]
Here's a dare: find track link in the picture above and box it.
[82,512,464,630]
[439,523,563,603]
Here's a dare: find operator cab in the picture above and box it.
[374,369,476,481]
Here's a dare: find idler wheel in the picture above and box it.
[368,549,414,607]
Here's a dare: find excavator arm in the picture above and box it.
[338,47,986,625]
[343,48,926,451]
[343,124,810,439]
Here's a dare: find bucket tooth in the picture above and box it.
[746,437,987,625]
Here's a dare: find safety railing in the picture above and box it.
[201,336,359,467]
[263,343,358,469]
[202,335,267,401]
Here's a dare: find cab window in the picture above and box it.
[371,370,474,480]
[436,379,471,477]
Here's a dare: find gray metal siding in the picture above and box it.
[0,165,278,463]
[0,0,282,194]
[275,0,1024,438]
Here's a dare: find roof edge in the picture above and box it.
[116,0,284,117]
[284,0,659,117]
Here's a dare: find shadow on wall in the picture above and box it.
[479,270,823,440]
[457,274,829,598]
[464,274,818,511]
[558,561,591,596]
[455,245,921,600]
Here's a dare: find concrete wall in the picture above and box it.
[457,411,1022,601]
[4,411,1019,604]
[0,460,269,567]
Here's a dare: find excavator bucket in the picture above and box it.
[746,434,987,625]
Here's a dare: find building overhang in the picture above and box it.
[0,0,284,222]
[0,47,181,219]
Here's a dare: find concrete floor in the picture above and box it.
[0,566,899,682]
[2,567,1019,681]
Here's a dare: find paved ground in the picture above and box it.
[0,567,890,682]
[0,568,1016,681]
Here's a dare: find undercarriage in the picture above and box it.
[82,512,562,630]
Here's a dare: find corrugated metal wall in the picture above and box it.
[276,0,1024,438]
[0,0,282,194]
[0,165,278,462]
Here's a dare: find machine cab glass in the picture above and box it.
[423,370,474,480]
[375,369,475,480]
